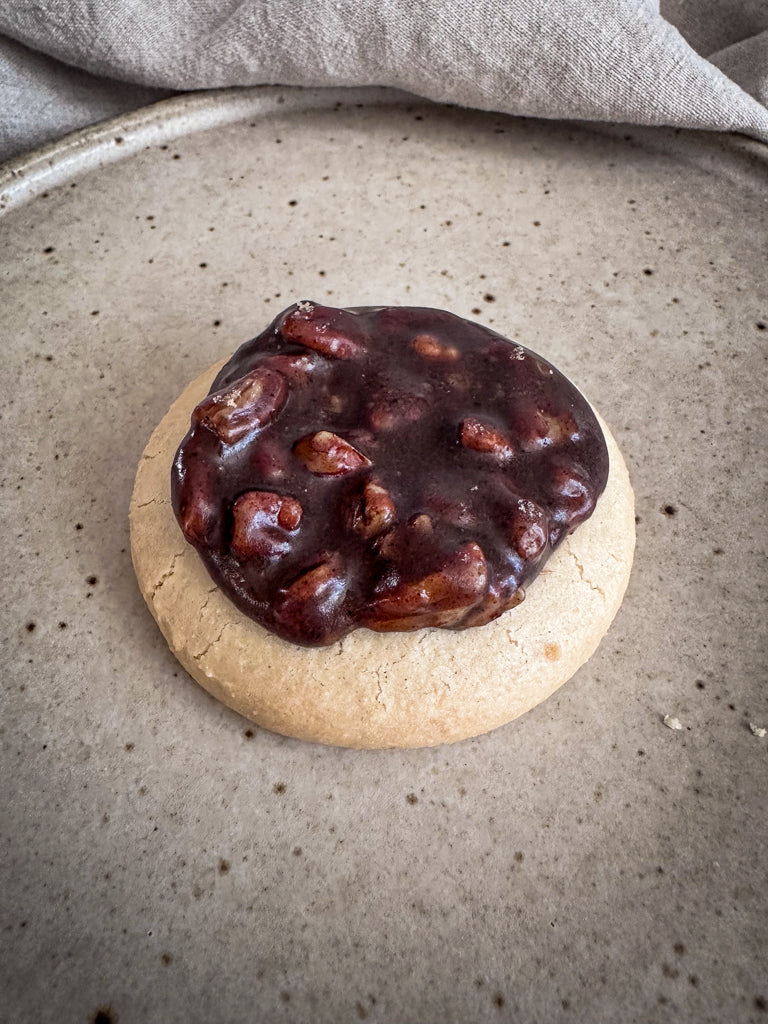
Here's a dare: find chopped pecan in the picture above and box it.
[347,478,397,538]
[424,489,475,528]
[512,401,579,450]
[459,417,514,460]
[193,366,286,445]
[367,392,429,432]
[364,542,488,631]
[279,303,365,359]
[293,431,372,476]
[375,513,433,560]
[249,434,290,482]
[173,452,221,546]
[411,333,460,361]
[272,552,349,644]
[462,582,525,628]
[507,497,549,560]
[410,513,434,535]
[547,460,595,537]
[262,352,318,385]
[230,490,303,561]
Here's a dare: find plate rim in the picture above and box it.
[1,83,766,216]
[0,85,408,213]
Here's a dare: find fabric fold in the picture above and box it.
[0,0,766,163]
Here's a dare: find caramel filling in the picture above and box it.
[172,303,608,646]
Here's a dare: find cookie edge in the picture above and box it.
[129,359,635,748]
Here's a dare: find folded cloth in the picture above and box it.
[1,0,766,163]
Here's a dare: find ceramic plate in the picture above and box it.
[1,87,766,1023]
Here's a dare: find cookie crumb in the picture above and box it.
[663,715,684,731]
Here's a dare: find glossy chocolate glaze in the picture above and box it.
[171,303,609,646]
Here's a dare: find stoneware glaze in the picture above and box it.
[1,87,766,1023]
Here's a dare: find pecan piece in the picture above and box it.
[230,490,302,561]
[249,434,289,482]
[348,478,396,538]
[272,552,349,645]
[541,408,578,446]
[512,401,579,450]
[262,352,318,385]
[461,581,525,628]
[173,451,222,547]
[547,460,595,541]
[364,542,487,631]
[506,498,548,560]
[410,513,434,534]
[193,366,287,445]
[293,431,372,476]
[376,513,434,560]
[423,486,475,528]
[411,333,460,361]
[279,302,365,359]
[482,339,527,364]
[367,392,429,432]
[459,417,514,460]
[446,371,471,391]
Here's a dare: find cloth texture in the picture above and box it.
[1,0,767,163]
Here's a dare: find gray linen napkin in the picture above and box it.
[1,0,766,162]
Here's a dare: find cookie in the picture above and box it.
[130,306,634,747]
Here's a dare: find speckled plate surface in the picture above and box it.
[1,86,766,1024]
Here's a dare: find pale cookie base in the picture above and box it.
[130,360,635,749]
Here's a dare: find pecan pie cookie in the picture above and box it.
[131,303,634,747]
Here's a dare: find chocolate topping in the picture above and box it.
[172,303,609,646]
